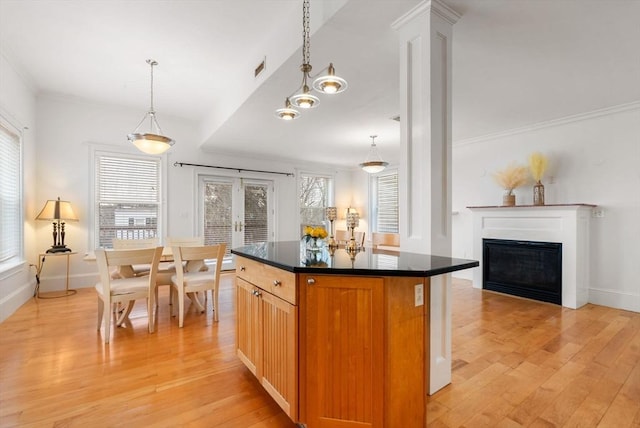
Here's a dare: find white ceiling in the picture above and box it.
[1,0,639,168]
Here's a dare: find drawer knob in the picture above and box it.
[307,278,316,285]
[240,266,246,271]
[273,280,281,287]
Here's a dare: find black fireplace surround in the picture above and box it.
[483,239,562,305]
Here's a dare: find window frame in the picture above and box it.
[89,147,165,250]
[0,116,24,273]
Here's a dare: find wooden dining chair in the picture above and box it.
[371,232,400,249]
[157,237,206,303]
[335,229,366,248]
[170,243,226,327]
[95,247,163,343]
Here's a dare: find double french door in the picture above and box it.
[199,176,273,268]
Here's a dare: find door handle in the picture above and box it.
[273,280,281,287]
[307,278,316,285]
[239,221,243,232]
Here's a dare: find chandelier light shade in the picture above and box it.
[360,135,389,173]
[275,0,347,120]
[313,63,348,94]
[127,59,175,155]
[275,97,301,120]
[36,197,79,253]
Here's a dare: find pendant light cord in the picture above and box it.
[302,0,310,66]
[147,59,157,114]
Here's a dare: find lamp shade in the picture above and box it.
[36,197,78,221]
[127,132,174,155]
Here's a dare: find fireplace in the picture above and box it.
[468,204,595,309]
[483,239,562,305]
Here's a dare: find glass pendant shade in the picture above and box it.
[275,97,300,120]
[313,63,348,94]
[359,135,388,173]
[361,161,389,174]
[128,59,174,154]
[290,86,320,109]
[127,112,175,155]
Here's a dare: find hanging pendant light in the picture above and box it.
[275,97,301,120]
[360,135,389,173]
[313,63,348,94]
[127,59,175,155]
[275,0,347,120]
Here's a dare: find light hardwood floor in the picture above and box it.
[0,274,638,427]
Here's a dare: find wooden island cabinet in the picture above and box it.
[233,242,478,428]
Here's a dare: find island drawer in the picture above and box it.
[236,256,296,305]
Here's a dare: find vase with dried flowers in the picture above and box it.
[493,162,528,206]
[528,152,548,205]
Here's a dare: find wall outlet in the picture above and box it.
[415,283,424,307]
[592,209,605,218]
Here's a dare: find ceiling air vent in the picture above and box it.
[254,57,266,78]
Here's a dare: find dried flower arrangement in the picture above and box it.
[493,162,528,196]
[528,152,548,182]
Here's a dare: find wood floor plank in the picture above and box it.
[1,276,638,427]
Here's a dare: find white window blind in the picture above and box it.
[244,183,269,244]
[0,122,21,266]
[373,172,398,233]
[95,154,160,248]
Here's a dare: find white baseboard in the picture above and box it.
[0,281,34,323]
[589,287,640,313]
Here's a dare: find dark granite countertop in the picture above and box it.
[231,241,479,277]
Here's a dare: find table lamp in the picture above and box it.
[36,197,78,253]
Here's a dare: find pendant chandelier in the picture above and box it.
[275,0,348,121]
[360,135,389,173]
[127,59,175,155]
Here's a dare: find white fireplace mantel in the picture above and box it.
[468,204,596,309]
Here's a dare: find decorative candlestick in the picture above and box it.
[325,207,338,249]
[346,211,360,252]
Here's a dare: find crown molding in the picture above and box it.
[453,101,640,147]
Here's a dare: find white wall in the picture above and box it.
[452,103,640,312]
[0,53,37,322]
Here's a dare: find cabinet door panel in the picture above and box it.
[236,278,260,375]
[261,291,298,420]
[301,275,384,428]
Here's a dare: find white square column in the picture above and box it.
[393,0,460,395]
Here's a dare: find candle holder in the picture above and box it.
[346,211,360,252]
[325,207,338,249]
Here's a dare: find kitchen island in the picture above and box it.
[231,241,478,428]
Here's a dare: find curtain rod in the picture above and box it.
[173,162,294,177]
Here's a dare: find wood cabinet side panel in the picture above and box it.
[385,277,427,427]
